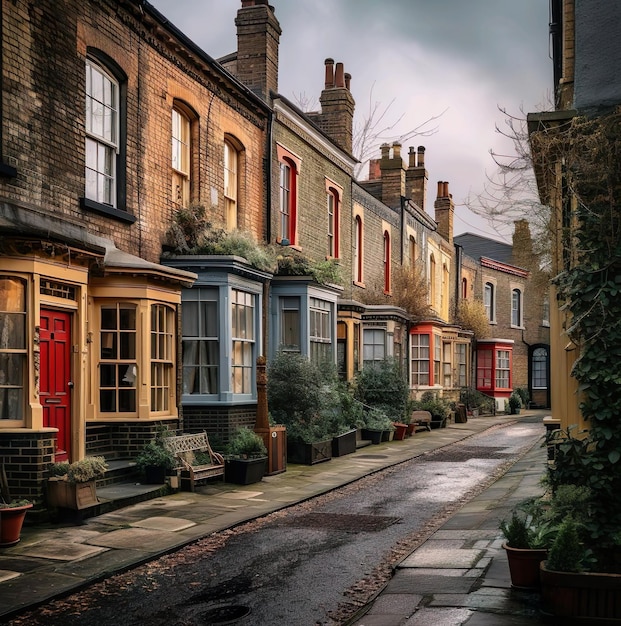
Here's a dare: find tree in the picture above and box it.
[465,104,552,261]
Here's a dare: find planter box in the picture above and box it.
[143,465,167,485]
[287,439,332,465]
[540,562,621,621]
[331,429,357,457]
[361,428,383,445]
[47,479,98,510]
[503,543,547,589]
[381,429,394,442]
[224,458,267,485]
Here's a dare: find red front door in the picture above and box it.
[40,310,72,461]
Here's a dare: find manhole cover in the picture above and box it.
[199,605,250,624]
[279,512,400,532]
[355,454,389,459]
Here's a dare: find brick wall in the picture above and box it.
[1,0,268,264]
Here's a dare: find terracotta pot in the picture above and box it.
[503,542,547,589]
[540,561,621,620]
[0,503,33,547]
[406,423,416,436]
[392,423,408,441]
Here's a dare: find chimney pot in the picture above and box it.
[392,142,402,160]
[380,143,390,159]
[344,72,351,90]
[324,58,334,89]
[437,181,443,198]
[417,146,425,166]
[408,146,417,167]
[335,62,345,88]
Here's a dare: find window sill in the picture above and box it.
[80,197,137,224]
[353,281,366,288]
[510,325,525,330]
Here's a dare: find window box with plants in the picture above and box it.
[0,462,32,547]
[46,457,108,510]
[223,428,268,485]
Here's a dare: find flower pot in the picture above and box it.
[381,429,394,442]
[47,478,98,510]
[224,458,267,485]
[0,503,33,547]
[287,439,332,465]
[361,428,383,445]
[406,423,416,436]
[540,562,621,620]
[392,423,408,441]
[331,429,357,457]
[503,542,547,589]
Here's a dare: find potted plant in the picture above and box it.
[361,407,394,445]
[508,392,522,415]
[268,352,336,465]
[46,456,108,510]
[135,438,177,484]
[223,428,268,485]
[328,383,363,457]
[0,462,32,547]
[500,508,548,589]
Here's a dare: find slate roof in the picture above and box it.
[454,232,513,264]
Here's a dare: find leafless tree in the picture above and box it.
[293,83,445,179]
[465,103,552,259]
[353,84,445,179]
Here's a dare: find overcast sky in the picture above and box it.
[149,0,552,242]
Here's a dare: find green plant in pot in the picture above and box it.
[507,392,522,415]
[135,439,176,484]
[224,428,268,485]
[46,456,108,511]
[0,461,33,547]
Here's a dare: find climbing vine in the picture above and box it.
[533,107,621,571]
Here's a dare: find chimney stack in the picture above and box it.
[235,0,282,102]
[379,142,406,208]
[406,145,428,211]
[434,180,454,245]
[316,58,356,154]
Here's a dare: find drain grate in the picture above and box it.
[199,605,251,624]
[279,512,401,532]
[355,454,389,459]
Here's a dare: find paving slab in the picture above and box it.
[85,527,181,550]
[403,607,474,625]
[366,592,423,615]
[9,541,108,562]
[400,547,484,569]
[384,571,478,594]
[130,516,196,531]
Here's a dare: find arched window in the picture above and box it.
[511,288,522,327]
[429,254,436,307]
[224,139,239,229]
[409,235,417,268]
[354,215,363,283]
[383,231,391,293]
[462,277,468,299]
[172,104,191,207]
[85,57,119,207]
[327,187,340,258]
[484,282,495,322]
[532,346,549,389]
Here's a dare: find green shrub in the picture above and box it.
[225,428,267,458]
[353,359,409,420]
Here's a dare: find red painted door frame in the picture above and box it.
[40,309,72,461]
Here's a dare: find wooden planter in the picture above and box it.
[540,562,621,621]
[392,423,408,440]
[503,543,547,589]
[361,428,383,445]
[47,478,98,510]
[287,439,332,465]
[381,429,394,442]
[331,429,357,457]
[0,503,33,547]
[224,458,267,485]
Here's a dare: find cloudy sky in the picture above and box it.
[149,0,552,242]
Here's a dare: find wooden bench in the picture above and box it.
[410,410,432,432]
[164,432,225,491]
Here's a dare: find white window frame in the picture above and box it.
[511,288,523,328]
[85,59,118,206]
[484,282,496,323]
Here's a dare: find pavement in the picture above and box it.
[0,411,550,625]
